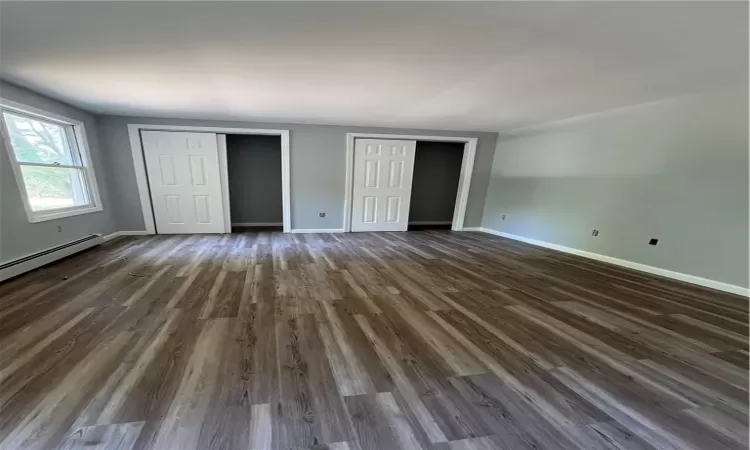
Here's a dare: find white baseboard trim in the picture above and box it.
[291,228,345,234]
[465,227,749,297]
[408,221,453,225]
[0,234,104,282]
[102,230,150,242]
[232,222,283,227]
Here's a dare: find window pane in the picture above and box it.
[19,165,90,212]
[3,112,76,165]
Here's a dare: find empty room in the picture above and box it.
[0,2,747,450]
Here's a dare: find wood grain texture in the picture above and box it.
[0,231,746,450]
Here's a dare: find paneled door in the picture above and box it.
[351,138,416,232]
[142,131,225,234]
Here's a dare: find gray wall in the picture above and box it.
[482,87,749,288]
[0,81,116,263]
[226,134,283,224]
[96,116,498,231]
[409,141,463,223]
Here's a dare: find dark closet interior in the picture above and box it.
[226,134,283,231]
[408,141,463,230]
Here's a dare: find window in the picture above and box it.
[1,101,102,222]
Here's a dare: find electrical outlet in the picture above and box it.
[649,238,658,246]
[318,212,326,218]
[57,225,63,232]
[501,214,506,220]
[592,229,599,237]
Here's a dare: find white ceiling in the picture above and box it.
[0,1,746,132]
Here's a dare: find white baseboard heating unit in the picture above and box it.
[0,234,103,283]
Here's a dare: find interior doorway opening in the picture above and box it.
[407,141,464,231]
[224,134,284,233]
[130,125,290,235]
[344,133,477,233]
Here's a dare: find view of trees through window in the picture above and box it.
[3,111,90,211]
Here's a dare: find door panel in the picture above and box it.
[351,138,416,232]
[142,131,225,234]
[188,155,207,186]
[365,160,380,188]
[388,160,404,188]
[385,196,401,223]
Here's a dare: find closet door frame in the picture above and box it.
[344,133,477,232]
[128,124,291,234]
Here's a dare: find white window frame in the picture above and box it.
[0,98,103,223]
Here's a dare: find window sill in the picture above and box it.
[28,205,103,223]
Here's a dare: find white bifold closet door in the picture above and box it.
[142,131,226,234]
[351,138,416,232]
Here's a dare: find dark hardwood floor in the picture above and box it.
[0,231,747,450]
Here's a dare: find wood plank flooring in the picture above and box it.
[0,231,747,450]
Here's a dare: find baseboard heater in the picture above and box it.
[0,234,104,283]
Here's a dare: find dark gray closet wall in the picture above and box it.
[226,134,283,224]
[408,141,464,223]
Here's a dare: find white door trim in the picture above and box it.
[127,124,291,234]
[217,134,232,233]
[344,133,477,232]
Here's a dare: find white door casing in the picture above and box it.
[142,131,225,234]
[351,138,416,232]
